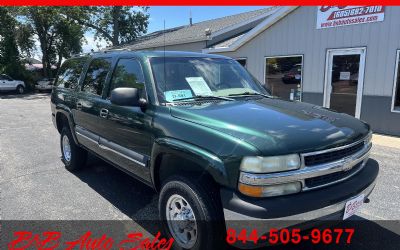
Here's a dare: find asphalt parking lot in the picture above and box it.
[1,93,399,249]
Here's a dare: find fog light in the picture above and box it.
[238,182,302,198]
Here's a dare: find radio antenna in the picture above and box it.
[163,19,167,103]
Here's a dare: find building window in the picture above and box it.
[236,58,247,68]
[392,50,400,112]
[265,55,303,101]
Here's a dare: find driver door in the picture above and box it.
[99,57,153,183]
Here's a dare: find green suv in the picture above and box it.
[51,51,378,249]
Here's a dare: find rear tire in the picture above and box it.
[159,175,225,250]
[60,127,87,171]
[16,85,24,94]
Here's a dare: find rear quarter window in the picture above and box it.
[55,57,88,89]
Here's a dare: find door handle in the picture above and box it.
[100,108,109,118]
[76,102,82,109]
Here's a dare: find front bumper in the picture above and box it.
[221,158,379,248]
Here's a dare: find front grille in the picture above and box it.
[304,162,363,188]
[304,141,365,166]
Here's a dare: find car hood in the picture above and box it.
[170,98,369,155]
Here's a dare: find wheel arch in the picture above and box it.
[55,106,79,144]
[151,138,227,192]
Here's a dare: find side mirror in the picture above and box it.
[110,87,147,107]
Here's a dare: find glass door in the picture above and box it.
[324,48,366,118]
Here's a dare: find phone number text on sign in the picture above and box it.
[226,228,355,246]
[316,6,385,29]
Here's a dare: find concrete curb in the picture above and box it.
[372,134,400,149]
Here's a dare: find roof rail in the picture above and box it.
[102,47,136,52]
[70,52,94,57]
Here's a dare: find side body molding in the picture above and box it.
[150,138,227,187]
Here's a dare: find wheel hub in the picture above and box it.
[166,194,198,248]
[62,135,71,162]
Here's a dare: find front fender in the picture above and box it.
[150,138,228,188]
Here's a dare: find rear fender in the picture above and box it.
[55,104,79,144]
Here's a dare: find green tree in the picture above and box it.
[14,7,85,77]
[0,8,32,79]
[66,6,149,46]
[54,19,85,70]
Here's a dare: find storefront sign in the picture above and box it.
[316,6,385,29]
[340,72,351,80]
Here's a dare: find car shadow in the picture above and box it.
[70,156,400,249]
[71,154,161,235]
[0,92,50,100]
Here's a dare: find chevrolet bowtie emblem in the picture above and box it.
[342,156,355,171]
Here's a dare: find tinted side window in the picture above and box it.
[55,57,87,89]
[0,74,12,81]
[109,58,145,95]
[82,58,112,96]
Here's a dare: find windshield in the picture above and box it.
[150,57,269,103]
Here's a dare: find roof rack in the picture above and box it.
[102,48,135,53]
[70,52,95,57]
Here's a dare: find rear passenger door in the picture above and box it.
[74,57,112,152]
[99,57,153,183]
[53,57,87,111]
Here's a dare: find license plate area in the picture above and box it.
[343,194,364,220]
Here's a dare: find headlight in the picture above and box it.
[238,182,302,198]
[365,131,372,145]
[240,154,301,173]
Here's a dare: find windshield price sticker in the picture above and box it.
[185,77,213,96]
[164,89,193,102]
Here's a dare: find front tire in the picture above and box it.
[159,176,225,250]
[60,127,87,171]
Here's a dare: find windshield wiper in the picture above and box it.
[228,92,272,98]
[173,95,234,102]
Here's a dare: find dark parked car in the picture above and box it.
[51,51,378,249]
[282,64,302,84]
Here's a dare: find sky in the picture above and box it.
[81,6,265,53]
